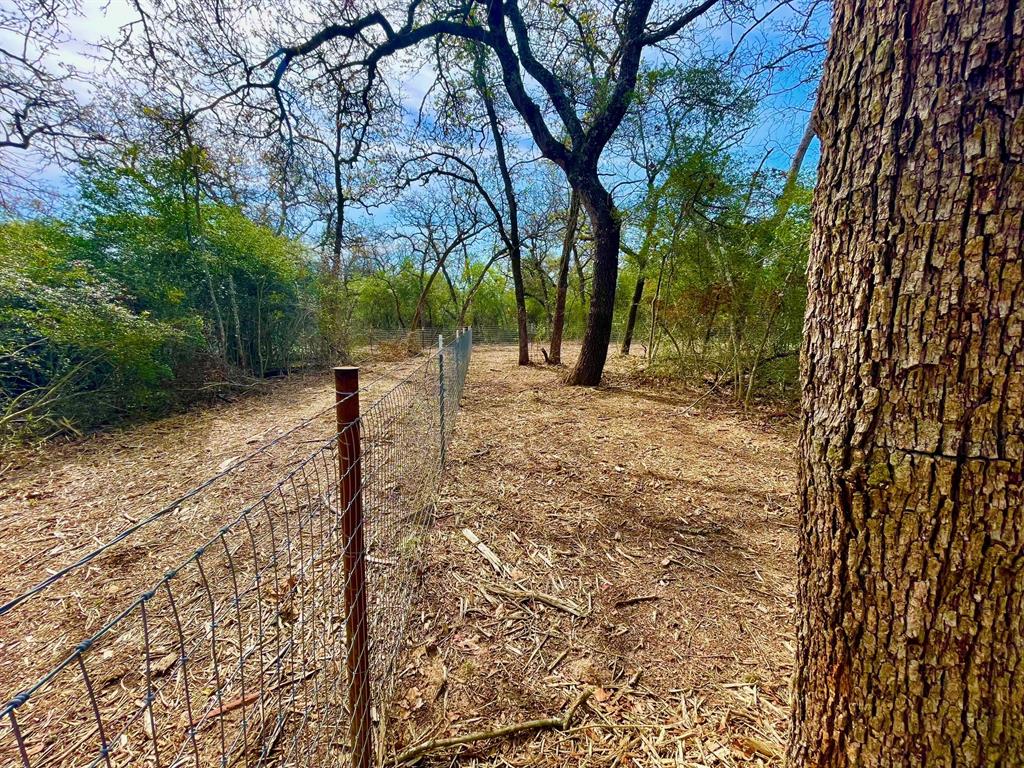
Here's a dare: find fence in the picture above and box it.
[347,324,575,365]
[0,329,473,768]
[347,325,522,359]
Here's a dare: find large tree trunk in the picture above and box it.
[567,178,619,386]
[549,189,579,365]
[620,275,644,356]
[790,0,1023,765]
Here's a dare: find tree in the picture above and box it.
[0,0,104,210]
[391,180,491,336]
[471,46,531,365]
[401,41,535,364]
[790,0,1023,764]
[548,188,580,364]
[614,64,753,356]
[292,52,394,277]
[122,0,725,384]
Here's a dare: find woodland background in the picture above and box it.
[0,0,823,442]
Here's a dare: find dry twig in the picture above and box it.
[484,582,588,617]
[391,687,594,765]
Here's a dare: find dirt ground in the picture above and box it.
[0,343,798,767]
[0,354,428,712]
[384,345,799,766]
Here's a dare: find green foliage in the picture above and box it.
[0,150,350,443]
[348,260,424,329]
[637,155,811,402]
[0,219,188,441]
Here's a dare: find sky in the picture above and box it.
[3,0,825,220]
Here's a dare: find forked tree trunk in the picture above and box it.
[790,0,1023,765]
[567,179,619,386]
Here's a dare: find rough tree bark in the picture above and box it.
[567,177,620,385]
[549,189,579,365]
[790,0,1023,765]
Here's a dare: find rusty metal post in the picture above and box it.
[437,335,446,471]
[334,367,372,768]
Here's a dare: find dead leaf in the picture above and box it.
[151,651,178,676]
[218,456,240,472]
[731,735,784,759]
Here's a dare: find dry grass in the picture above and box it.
[382,345,798,766]
[0,354,430,722]
[0,342,798,767]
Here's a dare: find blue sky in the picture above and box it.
[6,0,824,222]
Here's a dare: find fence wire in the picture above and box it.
[1,330,473,768]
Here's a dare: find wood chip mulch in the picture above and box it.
[382,345,799,767]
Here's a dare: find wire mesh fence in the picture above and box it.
[1,329,473,768]
[348,324,559,365]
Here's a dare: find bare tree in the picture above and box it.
[470,46,531,365]
[392,179,492,337]
[409,42,535,363]
[292,50,397,277]
[121,0,729,384]
[0,0,104,210]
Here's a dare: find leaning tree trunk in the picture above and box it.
[620,275,644,356]
[567,179,619,386]
[790,0,1023,765]
[510,246,531,366]
[550,189,580,365]
[479,71,530,366]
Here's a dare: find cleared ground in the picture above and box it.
[0,343,798,767]
[385,346,799,766]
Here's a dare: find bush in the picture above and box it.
[0,220,191,441]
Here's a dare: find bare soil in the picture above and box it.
[385,345,799,766]
[0,356,427,712]
[0,343,798,767]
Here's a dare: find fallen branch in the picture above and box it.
[392,687,594,765]
[461,527,508,575]
[485,582,588,618]
[680,370,727,416]
[197,668,319,726]
[614,594,661,608]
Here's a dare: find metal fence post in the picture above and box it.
[334,367,372,768]
[438,335,446,471]
[438,335,447,469]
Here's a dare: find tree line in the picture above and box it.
[1,0,821,440]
